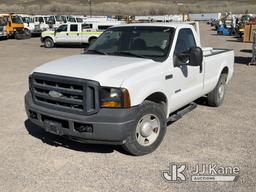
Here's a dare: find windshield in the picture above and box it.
[87,26,175,62]
[11,16,23,24]
[0,17,6,26]
[56,15,65,22]
[68,16,76,22]
[22,17,33,23]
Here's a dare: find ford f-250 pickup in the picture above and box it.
[25,23,234,156]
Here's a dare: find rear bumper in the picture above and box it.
[25,92,138,145]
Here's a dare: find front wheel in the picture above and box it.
[123,101,166,156]
[207,74,227,107]
[24,29,31,39]
[44,38,54,48]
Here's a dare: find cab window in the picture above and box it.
[174,28,197,65]
[56,25,67,32]
[175,28,196,54]
[70,24,78,32]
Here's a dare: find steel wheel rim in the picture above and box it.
[45,40,51,47]
[218,83,225,100]
[135,114,160,146]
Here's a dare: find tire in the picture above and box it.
[15,33,24,40]
[24,29,31,39]
[207,74,227,107]
[44,38,54,48]
[123,101,167,156]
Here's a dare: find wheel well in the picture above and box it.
[89,36,97,42]
[221,67,229,81]
[43,36,53,42]
[221,67,229,75]
[144,92,168,114]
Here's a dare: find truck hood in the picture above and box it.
[33,54,157,87]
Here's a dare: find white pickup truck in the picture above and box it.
[41,23,102,48]
[25,23,234,156]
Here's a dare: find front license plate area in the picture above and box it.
[44,120,62,135]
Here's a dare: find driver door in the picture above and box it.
[170,28,204,110]
[55,24,68,43]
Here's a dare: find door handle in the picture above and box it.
[66,33,69,36]
[175,89,181,94]
[77,33,79,36]
[165,74,173,80]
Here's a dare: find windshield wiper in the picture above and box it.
[113,51,147,59]
[86,49,108,55]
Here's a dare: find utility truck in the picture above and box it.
[20,14,42,37]
[41,23,103,48]
[25,23,234,156]
[0,13,28,39]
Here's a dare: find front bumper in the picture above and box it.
[25,92,138,145]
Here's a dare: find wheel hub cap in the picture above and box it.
[218,84,225,99]
[135,114,160,146]
[140,122,153,137]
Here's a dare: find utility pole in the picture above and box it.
[88,0,92,18]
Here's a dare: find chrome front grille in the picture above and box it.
[30,73,100,115]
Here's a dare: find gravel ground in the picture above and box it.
[0,23,255,192]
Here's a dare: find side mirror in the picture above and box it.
[174,47,203,68]
[8,21,11,27]
[188,47,203,67]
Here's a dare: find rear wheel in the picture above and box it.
[207,74,227,107]
[123,101,166,156]
[44,38,54,48]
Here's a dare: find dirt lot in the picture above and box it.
[0,23,255,192]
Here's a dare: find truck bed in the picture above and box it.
[203,47,233,57]
[202,47,234,95]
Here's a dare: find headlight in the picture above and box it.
[100,87,131,108]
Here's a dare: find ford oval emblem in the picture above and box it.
[49,90,63,98]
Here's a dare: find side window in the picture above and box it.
[56,25,67,32]
[70,24,78,32]
[82,24,93,31]
[174,28,196,54]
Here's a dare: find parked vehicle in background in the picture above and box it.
[0,13,28,39]
[47,15,66,29]
[34,15,50,32]
[237,15,253,38]
[20,14,42,37]
[41,23,102,48]
[26,23,234,155]
[0,16,7,39]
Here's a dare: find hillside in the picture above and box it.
[0,0,256,15]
